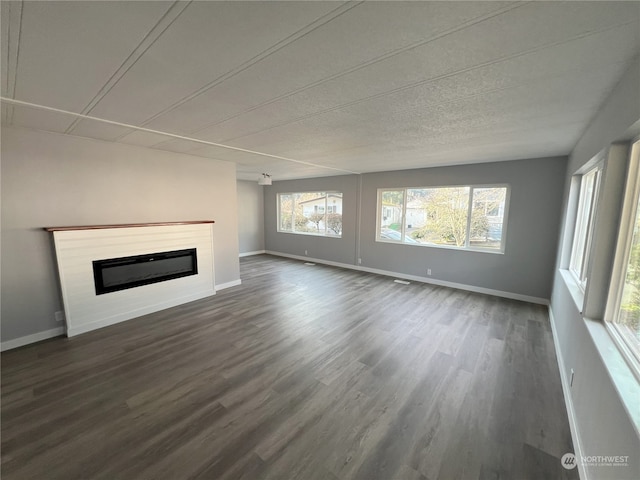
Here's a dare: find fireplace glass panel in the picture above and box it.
[93,248,197,295]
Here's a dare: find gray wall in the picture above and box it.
[237,180,265,254]
[265,157,567,300]
[360,158,567,299]
[550,57,640,480]
[265,174,360,265]
[1,127,240,343]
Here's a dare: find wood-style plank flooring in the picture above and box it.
[1,254,577,479]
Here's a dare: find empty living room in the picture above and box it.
[1,1,639,479]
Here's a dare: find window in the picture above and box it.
[569,166,601,290]
[606,141,640,366]
[376,185,509,252]
[277,192,342,237]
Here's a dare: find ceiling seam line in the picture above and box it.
[306,116,585,162]
[296,88,619,162]
[64,0,192,134]
[329,57,633,121]
[2,1,12,122]
[117,0,365,140]
[316,106,596,160]
[2,1,13,97]
[211,21,638,145]
[180,1,531,138]
[6,0,23,124]
[0,97,361,176]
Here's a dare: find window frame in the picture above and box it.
[569,165,602,291]
[604,140,640,378]
[276,191,343,238]
[375,183,510,253]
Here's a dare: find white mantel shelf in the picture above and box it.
[44,220,215,232]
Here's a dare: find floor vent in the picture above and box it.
[394,279,410,285]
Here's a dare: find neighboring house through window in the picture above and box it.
[376,185,509,252]
[278,192,343,237]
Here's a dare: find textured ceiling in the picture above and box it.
[2,1,639,181]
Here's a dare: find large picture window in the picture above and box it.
[377,185,509,252]
[277,191,343,237]
[569,166,601,290]
[606,141,640,367]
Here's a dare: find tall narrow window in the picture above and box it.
[569,166,601,290]
[606,141,640,366]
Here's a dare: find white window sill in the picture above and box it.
[584,318,640,437]
[559,267,640,436]
[276,230,342,239]
[375,238,505,254]
[559,269,585,313]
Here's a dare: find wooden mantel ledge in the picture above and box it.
[44,220,215,232]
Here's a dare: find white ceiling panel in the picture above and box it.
[7,102,76,134]
[192,21,639,145]
[310,109,594,167]
[189,145,282,166]
[218,64,615,161]
[119,130,178,148]
[148,0,637,141]
[11,1,173,111]
[152,138,205,154]
[310,126,584,174]
[236,160,336,182]
[0,2,9,96]
[82,1,342,127]
[2,1,639,181]
[187,144,357,180]
[144,1,518,134]
[68,119,136,143]
[1,0,21,100]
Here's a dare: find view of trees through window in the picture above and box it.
[605,141,640,363]
[616,183,640,351]
[378,186,508,251]
[278,192,343,237]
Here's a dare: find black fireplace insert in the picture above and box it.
[92,248,198,295]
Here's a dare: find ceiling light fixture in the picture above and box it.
[258,173,272,186]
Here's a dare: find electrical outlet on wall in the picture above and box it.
[358,258,362,264]
[427,268,432,276]
[54,311,65,322]
[304,250,308,256]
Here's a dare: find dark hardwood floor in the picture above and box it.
[1,254,577,480]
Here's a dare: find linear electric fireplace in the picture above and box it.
[45,221,215,337]
[93,248,198,295]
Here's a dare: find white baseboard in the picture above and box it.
[3,282,241,349]
[265,250,549,305]
[239,250,266,258]
[216,279,242,290]
[548,306,587,480]
[1,327,66,352]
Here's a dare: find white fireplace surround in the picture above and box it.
[47,221,215,337]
